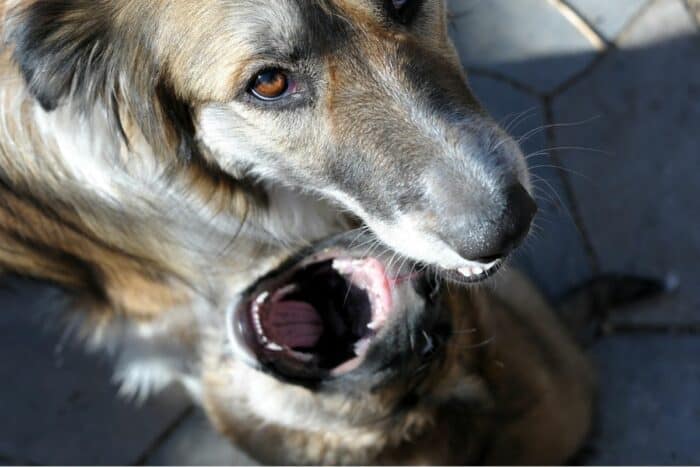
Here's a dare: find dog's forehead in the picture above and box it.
[196,0,350,58]
[220,0,439,48]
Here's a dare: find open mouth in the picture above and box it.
[229,248,418,382]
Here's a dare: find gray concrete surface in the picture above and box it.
[553,0,700,327]
[144,411,257,466]
[586,334,700,464]
[0,0,698,464]
[0,280,191,465]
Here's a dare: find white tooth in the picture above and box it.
[251,301,268,344]
[332,258,355,274]
[266,342,283,351]
[276,284,297,296]
[332,259,350,273]
[254,291,269,305]
[458,267,474,278]
[354,337,371,356]
[473,266,484,276]
[367,316,386,331]
[271,283,298,302]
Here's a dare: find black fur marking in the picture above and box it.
[383,0,423,25]
[0,223,108,305]
[156,81,202,162]
[5,0,200,162]
[7,0,115,111]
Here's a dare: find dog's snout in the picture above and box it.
[474,184,537,261]
[433,182,537,263]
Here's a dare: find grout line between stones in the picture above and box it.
[614,0,658,44]
[549,0,609,50]
[465,66,542,97]
[682,0,700,29]
[548,0,657,98]
[132,404,195,466]
[452,0,688,337]
[455,0,618,99]
[547,50,610,98]
[541,96,611,334]
[541,98,601,277]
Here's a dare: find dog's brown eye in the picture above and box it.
[251,70,288,100]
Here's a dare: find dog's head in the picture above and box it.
[5,0,535,278]
[201,232,487,464]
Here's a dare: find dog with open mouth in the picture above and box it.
[202,233,595,465]
[0,0,596,463]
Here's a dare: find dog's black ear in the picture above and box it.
[5,0,115,111]
[5,0,201,161]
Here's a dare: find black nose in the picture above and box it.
[473,184,537,262]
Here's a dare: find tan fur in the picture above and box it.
[0,0,594,463]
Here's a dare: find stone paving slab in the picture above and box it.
[585,334,700,464]
[0,279,190,465]
[554,0,700,324]
[552,0,700,325]
[467,74,592,299]
[450,0,599,93]
[687,0,700,23]
[145,411,257,466]
[566,0,649,40]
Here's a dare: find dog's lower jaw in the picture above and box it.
[200,295,483,465]
[201,271,595,466]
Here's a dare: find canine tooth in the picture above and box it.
[252,305,268,343]
[271,284,298,302]
[332,258,354,273]
[254,291,269,305]
[265,342,283,351]
[473,266,484,276]
[277,284,297,295]
[354,337,371,356]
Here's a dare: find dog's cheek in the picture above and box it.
[196,103,329,182]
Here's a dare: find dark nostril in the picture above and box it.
[468,184,537,261]
[499,183,538,252]
[507,183,537,223]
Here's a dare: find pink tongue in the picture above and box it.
[264,300,323,349]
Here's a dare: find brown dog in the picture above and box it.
[0,0,593,463]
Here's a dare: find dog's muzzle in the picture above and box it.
[227,233,448,385]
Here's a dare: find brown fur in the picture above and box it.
[0,3,263,321]
[0,0,594,463]
[203,268,595,465]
